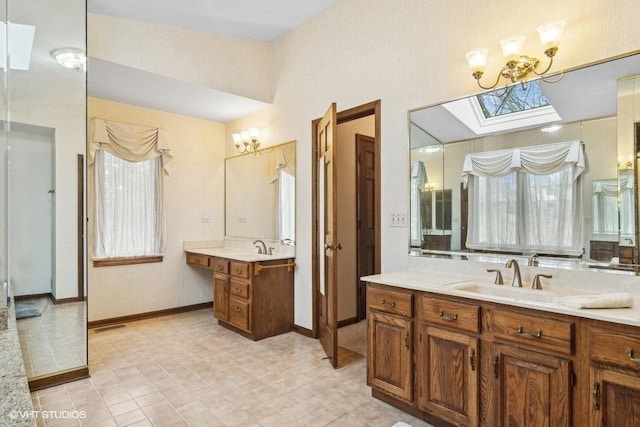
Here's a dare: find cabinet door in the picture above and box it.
[213,273,229,321]
[492,344,571,427]
[591,367,640,426]
[367,311,413,402]
[417,325,478,426]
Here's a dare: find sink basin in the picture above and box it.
[446,282,601,304]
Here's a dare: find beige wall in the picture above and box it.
[226,0,640,329]
[336,116,375,322]
[87,97,225,321]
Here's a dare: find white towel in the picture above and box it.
[553,293,634,309]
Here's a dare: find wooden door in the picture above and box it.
[417,325,479,426]
[317,103,339,367]
[356,134,376,320]
[591,367,640,426]
[367,311,413,401]
[492,344,571,427]
[213,273,229,321]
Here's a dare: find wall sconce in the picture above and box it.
[232,127,261,154]
[424,182,436,191]
[466,20,565,90]
[619,155,634,170]
[50,47,86,71]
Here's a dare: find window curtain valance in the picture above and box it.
[411,160,427,183]
[275,144,296,175]
[461,140,585,187]
[593,180,619,198]
[89,118,173,173]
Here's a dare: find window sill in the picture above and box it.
[93,256,163,267]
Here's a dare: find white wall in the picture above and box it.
[87,98,225,321]
[226,0,640,329]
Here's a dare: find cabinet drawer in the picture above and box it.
[229,279,249,299]
[229,298,250,331]
[491,308,574,355]
[186,253,210,268]
[211,258,229,274]
[368,286,413,317]
[421,296,480,334]
[230,261,251,278]
[590,326,640,372]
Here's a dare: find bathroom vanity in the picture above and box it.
[186,248,295,341]
[364,270,640,427]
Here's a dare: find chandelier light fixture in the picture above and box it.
[232,127,261,154]
[465,20,565,90]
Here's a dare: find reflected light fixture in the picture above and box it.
[541,124,562,133]
[232,127,261,154]
[466,20,565,90]
[50,47,86,71]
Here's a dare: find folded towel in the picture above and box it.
[553,293,634,309]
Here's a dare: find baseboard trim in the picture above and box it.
[337,317,359,328]
[29,366,90,392]
[293,324,315,338]
[88,302,213,329]
[14,292,53,302]
[52,296,84,305]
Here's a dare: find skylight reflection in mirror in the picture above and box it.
[476,81,550,118]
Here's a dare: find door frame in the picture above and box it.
[312,99,381,337]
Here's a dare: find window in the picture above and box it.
[464,141,585,256]
[93,150,165,262]
[476,81,550,118]
[277,168,295,241]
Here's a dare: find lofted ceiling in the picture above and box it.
[87,0,339,122]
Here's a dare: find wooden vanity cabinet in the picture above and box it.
[416,295,480,427]
[367,285,414,402]
[186,253,294,341]
[588,321,640,426]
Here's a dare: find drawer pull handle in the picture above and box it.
[404,333,410,349]
[470,349,476,371]
[235,287,241,293]
[593,382,600,410]
[439,310,458,321]
[627,348,640,363]
[493,356,499,378]
[381,299,396,308]
[234,306,241,312]
[517,326,542,339]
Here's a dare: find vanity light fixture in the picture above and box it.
[424,182,436,191]
[466,20,565,90]
[50,47,86,71]
[232,127,261,154]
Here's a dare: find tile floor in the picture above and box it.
[17,298,86,378]
[29,309,433,426]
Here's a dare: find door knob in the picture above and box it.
[324,243,343,250]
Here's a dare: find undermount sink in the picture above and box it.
[446,281,600,304]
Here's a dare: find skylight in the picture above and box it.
[476,81,550,118]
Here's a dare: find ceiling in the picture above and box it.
[86,0,339,122]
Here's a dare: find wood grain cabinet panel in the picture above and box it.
[186,252,211,269]
[213,273,229,321]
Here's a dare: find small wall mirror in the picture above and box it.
[409,52,640,273]
[225,141,296,241]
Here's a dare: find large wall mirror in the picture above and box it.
[225,141,296,241]
[409,52,640,274]
[6,0,87,384]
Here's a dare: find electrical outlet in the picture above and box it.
[237,217,246,224]
[390,212,408,227]
[200,217,210,224]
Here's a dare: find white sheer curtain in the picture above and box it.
[275,145,296,241]
[592,180,619,234]
[91,119,170,260]
[464,141,585,255]
[410,161,427,246]
[620,173,635,237]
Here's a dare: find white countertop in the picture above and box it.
[363,270,640,328]
[185,246,294,262]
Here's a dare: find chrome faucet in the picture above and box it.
[281,238,295,246]
[487,269,504,284]
[253,239,267,254]
[528,254,539,267]
[505,259,522,287]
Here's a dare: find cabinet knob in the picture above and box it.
[627,348,640,363]
[593,382,600,410]
[469,349,476,371]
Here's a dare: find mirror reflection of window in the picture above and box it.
[410,161,426,247]
[592,179,619,235]
[619,170,635,239]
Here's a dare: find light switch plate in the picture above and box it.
[390,212,408,227]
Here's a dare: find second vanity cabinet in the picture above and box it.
[187,252,294,341]
[366,282,602,427]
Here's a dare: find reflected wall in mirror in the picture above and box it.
[7,0,87,381]
[409,52,640,273]
[225,141,296,240]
